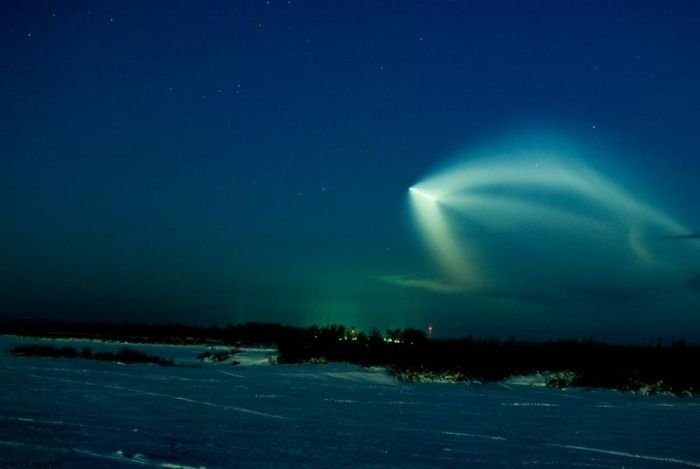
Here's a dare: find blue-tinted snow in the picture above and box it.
[1,336,699,468]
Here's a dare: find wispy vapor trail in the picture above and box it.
[658,233,700,240]
[408,135,699,292]
[377,275,462,294]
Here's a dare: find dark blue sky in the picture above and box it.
[3,1,700,340]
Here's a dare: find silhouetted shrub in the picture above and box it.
[10,344,78,358]
[10,344,173,366]
[93,348,173,366]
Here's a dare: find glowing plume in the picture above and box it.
[409,139,695,288]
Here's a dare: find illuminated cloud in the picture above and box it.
[377,275,463,294]
[408,187,483,287]
[408,134,700,292]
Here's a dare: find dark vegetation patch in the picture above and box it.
[275,326,700,396]
[10,344,174,366]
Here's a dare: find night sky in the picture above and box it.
[3,1,700,341]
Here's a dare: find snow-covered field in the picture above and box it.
[1,336,699,468]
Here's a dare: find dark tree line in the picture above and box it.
[2,318,699,394]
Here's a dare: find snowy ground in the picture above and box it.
[1,336,699,468]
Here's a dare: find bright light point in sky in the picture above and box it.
[409,186,438,202]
